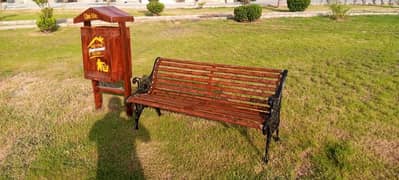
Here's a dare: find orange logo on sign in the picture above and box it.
[88,36,105,59]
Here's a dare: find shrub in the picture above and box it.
[246,4,262,21]
[36,7,57,32]
[234,6,248,22]
[329,3,351,21]
[147,0,165,16]
[287,0,310,12]
[36,8,57,32]
[33,0,57,32]
[234,4,262,22]
[197,1,206,9]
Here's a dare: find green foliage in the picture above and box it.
[234,4,262,22]
[287,0,310,12]
[329,3,351,20]
[197,2,206,9]
[246,4,262,21]
[234,6,248,22]
[146,0,165,16]
[33,0,48,8]
[36,7,57,32]
[32,0,57,32]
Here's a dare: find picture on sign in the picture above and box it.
[88,36,105,59]
[96,58,109,72]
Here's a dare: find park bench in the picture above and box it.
[127,57,288,163]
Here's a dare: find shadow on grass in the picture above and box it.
[216,121,263,156]
[89,97,150,179]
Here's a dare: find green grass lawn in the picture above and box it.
[0,15,398,178]
[0,5,398,21]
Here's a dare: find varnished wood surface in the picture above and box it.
[128,57,286,129]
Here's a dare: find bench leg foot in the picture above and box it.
[134,104,144,130]
[126,102,133,117]
[263,127,272,164]
[155,108,161,116]
[274,128,280,142]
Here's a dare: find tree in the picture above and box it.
[33,0,57,32]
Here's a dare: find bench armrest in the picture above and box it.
[132,75,152,94]
[274,70,288,100]
[263,70,288,135]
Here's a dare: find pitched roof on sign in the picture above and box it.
[73,6,134,23]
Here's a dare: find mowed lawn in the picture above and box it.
[0,16,398,178]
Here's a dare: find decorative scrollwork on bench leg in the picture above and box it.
[132,75,152,94]
[130,74,154,130]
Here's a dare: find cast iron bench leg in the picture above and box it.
[274,128,280,142]
[263,126,272,164]
[134,104,144,130]
[156,108,161,116]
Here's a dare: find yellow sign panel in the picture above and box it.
[96,59,109,73]
[83,13,98,20]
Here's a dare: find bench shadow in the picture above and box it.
[215,121,262,156]
[89,97,150,179]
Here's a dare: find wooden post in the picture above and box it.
[91,80,102,109]
[119,22,133,116]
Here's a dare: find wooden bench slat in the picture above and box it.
[158,66,210,78]
[212,80,276,92]
[157,78,209,91]
[160,60,281,79]
[213,67,281,79]
[157,73,210,83]
[161,57,282,74]
[212,73,279,85]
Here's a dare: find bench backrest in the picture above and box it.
[148,57,286,113]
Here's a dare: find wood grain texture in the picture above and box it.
[128,57,286,129]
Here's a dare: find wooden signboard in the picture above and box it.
[74,6,134,116]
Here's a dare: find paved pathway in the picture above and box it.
[0,10,398,30]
